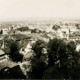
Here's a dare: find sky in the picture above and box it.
[0,0,80,21]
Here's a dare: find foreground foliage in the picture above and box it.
[8,40,23,62]
[30,38,80,79]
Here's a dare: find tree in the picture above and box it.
[43,38,80,79]
[52,24,60,31]
[30,59,47,79]
[31,29,38,33]
[8,40,23,62]
[47,38,67,67]
[0,30,3,34]
[52,25,60,37]
[32,40,47,59]
[30,40,48,79]
[75,24,80,29]
[17,27,29,32]
[29,38,80,79]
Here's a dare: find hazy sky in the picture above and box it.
[0,0,80,21]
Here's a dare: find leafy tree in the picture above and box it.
[32,40,47,59]
[0,30,3,34]
[30,40,48,79]
[43,38,80,79]
[47,38,67,67]
[52,24,60,31]
[75,24,80,29]
[8,40,23,62]
[17,27,29,32]
[30,59,47,79]
[67,41,76,51]
[29,38,80,79]
[31,29,38,33]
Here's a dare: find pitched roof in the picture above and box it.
[0,49,5,55]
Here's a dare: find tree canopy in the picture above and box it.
[8,40,23,62]
[30,38,80,79]
[52,25,60,31]
[17,27,29,32]
[30,40,48,79]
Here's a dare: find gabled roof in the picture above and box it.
[0,49,5,55]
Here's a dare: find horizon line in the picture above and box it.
[1,17,80,22]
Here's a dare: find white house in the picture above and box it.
[58,28,70,40]
[76,44,80,51]
[2,28,8,35]
[0,49,8,62]
[57,29,64,38]
[25,43,32,53]
[20,42,32,55]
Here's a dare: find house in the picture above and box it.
[20,30,31,35]
[47,32,55,39]
[20,42,33,55]
[69,28,78,34]
[57,28,70,40]
[76,44,80,51]
[69,31,80,41]
[24,42,33,54]
[57,29,64,38]
[0,49,8,62]
[2,28,9,35]
[19,61,31,75]
[69,36,80,41]
[1,40,5,49]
